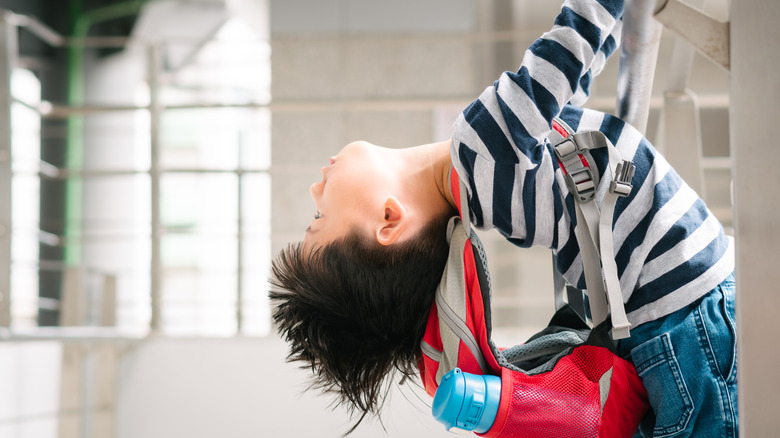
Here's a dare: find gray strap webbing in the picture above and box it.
[552,253,567,311]
[550,118,634,339]
[433,217,489,384]
[575,201,610,326]
[599,145,634,339]
[458,175,472,237]
[552,254,588,322]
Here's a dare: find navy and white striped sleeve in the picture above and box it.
[451,0,624,245]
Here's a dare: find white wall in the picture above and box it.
[0,343,62,438]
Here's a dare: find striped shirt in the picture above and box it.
[450,0,734,327]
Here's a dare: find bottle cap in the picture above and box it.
[431,368,501,434]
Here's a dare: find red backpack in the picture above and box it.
[418,123,650,437]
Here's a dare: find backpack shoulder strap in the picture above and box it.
[422,217,491,385]
[550,118,634,340]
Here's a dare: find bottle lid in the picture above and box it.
[431,368,501,434]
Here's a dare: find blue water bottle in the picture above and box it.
[431,368,501,434]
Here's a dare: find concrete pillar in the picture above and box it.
[730,0,780,435]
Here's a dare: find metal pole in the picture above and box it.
[148,43,162,333]
[731,0,780,435]
[0,12,17,328]
[236,131,244,333]
[616,0,664,134]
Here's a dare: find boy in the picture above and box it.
[270,0,738,436]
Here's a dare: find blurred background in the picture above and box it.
[0,0,763,437]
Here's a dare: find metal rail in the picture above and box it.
[0,326,144,343]
[0,12,16,328]
[616,0,664,134]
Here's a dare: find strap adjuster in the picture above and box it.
[554,138,578,158]
[609,160,636,197]
[554,139,599,204]
[569,167,597,202]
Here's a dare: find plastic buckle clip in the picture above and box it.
[555,139,598,204]
[569,167,597,203]
[611,321,632,340]
[609,160,636,197]
[554,138,577,158]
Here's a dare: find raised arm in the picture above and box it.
[481,0,623,144]
[570,8,623,106]
[451,0,624,238]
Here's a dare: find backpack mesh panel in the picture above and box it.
[487,347,610,438]
[569,344,614,382]
[501,378,600,438]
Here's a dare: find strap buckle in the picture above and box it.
[609,160,636,197]
[554,139,599,204]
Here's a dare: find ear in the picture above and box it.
[376,197,408,246]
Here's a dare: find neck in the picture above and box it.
[396,140,457,217]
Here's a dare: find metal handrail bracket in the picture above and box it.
[654,0,730,71]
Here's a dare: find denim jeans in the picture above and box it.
[618,274,738,438]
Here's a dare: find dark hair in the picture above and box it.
[269,214,452,434]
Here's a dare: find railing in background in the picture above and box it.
[0,9,272,340]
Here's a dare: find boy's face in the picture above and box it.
[303,141,391,249]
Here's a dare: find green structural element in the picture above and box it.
[65,0,148,265]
